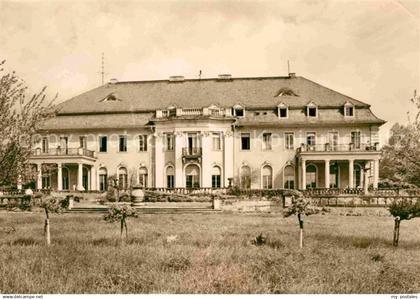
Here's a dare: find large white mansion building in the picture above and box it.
[28,73,385,191]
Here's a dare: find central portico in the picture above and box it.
[152,116,234,188]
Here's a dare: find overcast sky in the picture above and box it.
[0,0,419,143]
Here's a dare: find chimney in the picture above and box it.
[109,78,118,84]
[288,73,296,78]
[217,74,232,80]
[169,75,185,82]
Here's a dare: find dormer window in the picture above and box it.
[232,104,245,117]
[277,103,288,118]
[344,102,355,117]
[307,102,318,118]
[100,93,120,102]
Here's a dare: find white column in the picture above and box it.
[87,168,91,191]
[223,132,234,187]
[36,163,43,190]
[348,159,354,188]
[364,165,370,193]
[154,134,164,188]
[201,132,212,188]
[174,132,184,188]
[57,163,63,191]
[77,163,84,191]
[91,166,97,191]
[373,159,379,188]
[324,159,330,188]
[301,159,306,190]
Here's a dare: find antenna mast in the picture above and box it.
[101,52,105,85]
[287,60,290,74]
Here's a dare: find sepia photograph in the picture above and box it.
[0,0,419,297]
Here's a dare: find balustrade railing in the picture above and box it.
[157,107,227,118]
[180,108,202,116]
[302,188,364,196]
[182,147,202,156]
[145,187,227,195]
[298,143,379,153]
[31,147,95,158]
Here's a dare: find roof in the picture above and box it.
[237,107,385,127]
[56,75,373,114]
[39,113,153,131]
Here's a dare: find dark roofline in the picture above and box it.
[106,75,294,85]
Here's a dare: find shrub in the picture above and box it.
[19,195,32,211]
[103,204,138,243]
[252,233,266,246]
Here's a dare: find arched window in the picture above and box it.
[166,166,174,188]
[306,164,317,189]
[118,167,128,190]
[284,165,295,189]
[185,164,200,188]
[212,166,221,188]
[98,167,107,191]
[240,165,251,189]
[262,165,273,189]
[138,167,148,188]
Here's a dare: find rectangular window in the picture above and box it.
[308,107,317,117]
[329,132,338,150]
[241,133,251,150]
[165,133,174,151]
[345,106,354,117]
[306,132,316,145]
[262,133,272,150]
[351,131,361,149]
[99,136,107,152]
[139,135,148,151]
[42,176,50,189]
[285,133,294,150]
[79,136,87,149]
[41,137,49,153]
[279,107,288,118]
[119,135,127,152]
[167,175,174,188]
[212,133,222,151]
[212,175,221,188]
[234,108,244,117]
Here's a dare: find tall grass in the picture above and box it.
[0,212,419,294]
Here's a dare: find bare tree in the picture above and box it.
[283,190,323,248]
[0,60,56,187]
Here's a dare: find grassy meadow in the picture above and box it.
[0,210,420,294]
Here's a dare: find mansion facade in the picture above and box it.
[28,73,385,192]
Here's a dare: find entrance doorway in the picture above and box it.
[185,164,200,188]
